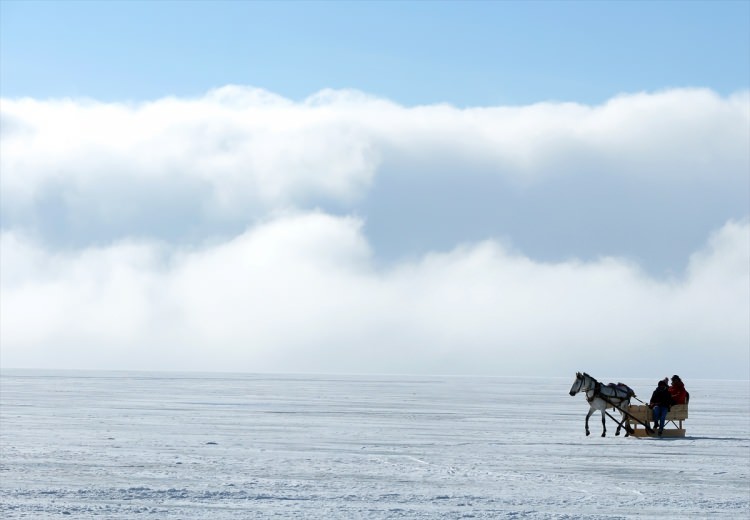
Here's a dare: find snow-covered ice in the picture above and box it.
[1,371,748,519]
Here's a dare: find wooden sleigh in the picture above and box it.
[625,404,688,437]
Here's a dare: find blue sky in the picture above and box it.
[1,1,748,378]
[2,1,748,106]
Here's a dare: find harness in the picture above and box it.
[585,379,633,405]
[585,382,599,404]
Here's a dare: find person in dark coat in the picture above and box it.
[649,379,674,436]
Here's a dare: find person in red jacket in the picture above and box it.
[668,375,689,405]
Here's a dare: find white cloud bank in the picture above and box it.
[2,87,747,226]
[1,87,748,377]
[2,214,747,378]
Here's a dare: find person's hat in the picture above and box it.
[672,375,681,381]
[658,380,667,387]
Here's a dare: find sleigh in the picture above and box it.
[625,404,688,437]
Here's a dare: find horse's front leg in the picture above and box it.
[585,409,594,436]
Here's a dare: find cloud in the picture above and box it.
[1,87,747,243]
[2,214,747,378]
[1,87,748,377]
[0,87,382,223]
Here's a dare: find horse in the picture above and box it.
[569,372,635,437]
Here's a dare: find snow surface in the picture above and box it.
[1,371,748,519]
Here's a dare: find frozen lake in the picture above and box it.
[1,371,748,519]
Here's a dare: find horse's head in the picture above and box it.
[569,372,589,396]
[569,372,582,396]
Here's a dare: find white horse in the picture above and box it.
[569,372,635,437]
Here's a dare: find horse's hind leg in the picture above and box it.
[618,409,631,437]
[600,411,606,437]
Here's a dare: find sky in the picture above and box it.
[1,0,749,379]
